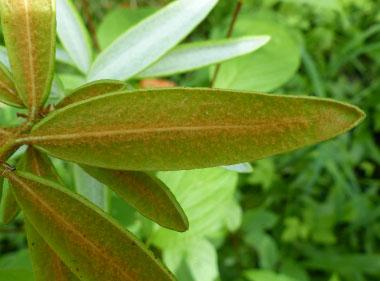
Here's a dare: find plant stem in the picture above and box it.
[83,0,100,52]
[210,1,243,88]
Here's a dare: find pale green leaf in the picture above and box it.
[221,162,253,173]
[97,8,157,50]
[56,0,93,73]
[163,239,218,281]
[213,17,300,92]
[48,74,66,105]
[21,88,365,171]
[56,46,75,66]
[1,0,56,114]
[4,170,176,281]
[56,80,125,108]
[87,0,218,82]
[73,164,108,211]
[0,46,11,69]
[58,73,86,90]
[152,168,238,248]
[137,36,270,78]
[81,164,188,231]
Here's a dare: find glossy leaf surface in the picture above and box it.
[81,165,188,231]
[0,62,24,108]
[25,88,365,171]
[56,0,93,73]
[5,171,176,281]
[87,0,218,81]
[137,36,270,78]
[0,0,56,114]
[56,80,125,108]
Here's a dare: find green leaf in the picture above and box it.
[3,146,62,225]
[136,36,270,78]
[245,270,298,281]
[0,177,3,203]
[1,0,56,115]
[0,62,24,108]
[279,0,342,11]
[163,239,218,281]
[23,88,365,171]
[221,162,253,173]
[56,0,93,73]
[80,164,189,232]
[97,7,157,50]
[0,46,11,69]
[87,0,218,82]
[57,73,86,90]
[213,17,300,92]
[4,171,177,281]
[0,269,34,281]
[25,218,78,281]
[56,47,75,67]
[48,74,66,105]
[73,164,108,211]
[56,80,125,109]
[152,168,238,248]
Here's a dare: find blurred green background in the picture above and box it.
[1,1,380,281]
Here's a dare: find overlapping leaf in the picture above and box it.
[4,169,176,281]
[56,80,125,108]
[56,0,93,73]
[87,0,218,81]
[0,62,24,108]
[136,36,270,78]
[19,88,365,171]
[81,165,188,231]
[0,0,56,115]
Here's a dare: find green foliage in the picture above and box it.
[0,0,371,281]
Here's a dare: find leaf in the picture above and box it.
[0,269,34,281]
[87,0,218,82]
[4,171,177,281]
[3,146,62,224]
[48,75,66,105]
[97,7,157,50]
[0,46,11,69]
[56,46,75,67]
[163,239,218,281]
[56,80,125,109]
[279,0,342,11]
[221,162,253,173]
[245,270,298,281]
[213,16,300,92]
[0,177,3,203]
[152,168,238,248]
[0,62,24,108]
[73,164,108,211]
[25,218,78,281]
[80,164,189,231]
[137,36,270,78]
[1,0,56,114]
[22,88,365,171]
[58,73,86,90]
[56,0,93,73]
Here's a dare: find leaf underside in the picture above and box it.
[81,164,189,231]
[0,62,24,108]
[0,0,56,114]
[25,88,364,171]
[7,171,176,281]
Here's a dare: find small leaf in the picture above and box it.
[221,162,253,173]
[2,185,20,225]
[5,171,177,281]
[1,0,56,114]
[87,0,218,82]
[22,88,365,171]
[56,0,93,73]
[0,62,24,108]
[56,80,125,108]
[81,165,189,231]
[0,46,11,69]
[137,36,270,78]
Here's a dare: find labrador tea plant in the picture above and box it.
[0,0,365,280]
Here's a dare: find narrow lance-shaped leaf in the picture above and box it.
[56,46,75,67]
[87,0,218,82]
[136,36,270,78]
[3,169,177,281]
[0,62,24,108]
[81,164,189,231]
[56,80,125,109]
[0,0,56,116]
[56,0,93,73]
[21,88,365,171]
